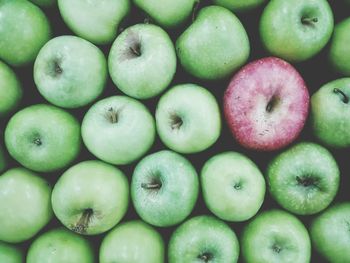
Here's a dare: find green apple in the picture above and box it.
[156,84,221,154]
[27,228,94,263]
[329,17,350,76]
[311,78,350,148]
[176,5,250,80]
[29,0,56,7]
[52,160,129,235]
[267,142,339,215]
[201,152,266,222]
[0,0,51,66]
[168,215,239,263]
[0,168,52,243]
[260,0,333,62]
[34,36,107,108]
[5,104,81,172]
[58,0,130,45]
[213,0,266,12]
[0,241,23,263]
[108,24,176,99]
[82,96,155,165]
[241,209,311,263]
[0,61,22,118]
[100,220,164,263]
[131,150,199,227]
[133,0,197,28]
[310,202,350,263]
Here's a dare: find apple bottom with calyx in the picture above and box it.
[0,241,23,263]
[100,221,164,263]
[241,209,311,263]
[310,203,350,262]
[27,228,94,263]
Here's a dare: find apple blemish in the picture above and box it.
[333,88,349,103]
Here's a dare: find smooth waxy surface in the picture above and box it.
[213,0,266,12]
[0,242,23,263]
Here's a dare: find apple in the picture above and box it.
[156,84,221,154]
[82,96,155,165]
[176,5,250,80]
[267,142,339,215]
[0,0,52,66]
[100,220,164,263]
[260,0,334,62]
[224,57,309,151]
[29,0,56,7]
[0,61,22,118]
[310,202,350,263]
[34,35,107,108]
[201,151,266,222]
[51,160,129,235]
[133,0,197,28]
[0,168,53,243]
[168,215,239,263]
[27,228,94,263]
[58,0,130,45]
[5,104,81,172]
[329,17,350,76]
[131,150,199,227]
[241,209,311,263]
[108,23,176,99]
[311,78,350,148]
[213,0,266,12]
[0,241,23,263]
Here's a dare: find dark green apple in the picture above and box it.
[267,142,339,215]
[168,215,239,263]
[0,241,23,263]
[5,104,81,172]
[176,6,250,80]
[260,0,333,62]
[213,0,266,12]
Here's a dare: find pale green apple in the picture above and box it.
[213,0,266,12]
[58,0,130,45]
[0,0,51,66]
[27,228,94,263]
[0,168,53,243]
[29,0,56,7]
[176,6,250,80]
[108,24,176,99]
[0,61,22,118]
[52,160,129,235]
[5,104,81,172]
[34,35,107,108]
[0,241,23,263]
[100,221,164,263]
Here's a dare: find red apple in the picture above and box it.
[224,57,309,151]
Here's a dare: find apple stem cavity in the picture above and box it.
[170,113,183,130]
[141,182,162,190]
[129,45,141,57]
[266,96,279,113]
[333,88,349,104]
[72,208,93,234]
[296,176,319,188]
[301,17,318,26]
[198,252,213,262]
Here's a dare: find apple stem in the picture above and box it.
[54,61,63,74]
[106,107,119,123]
[72,208,93,234]
[192,0,201,22]
[334,88,349,103]
[129,46,141,57]
[141,182,161,190]
[301,17,318,25]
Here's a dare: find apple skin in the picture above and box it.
[213,0,266,12]
[241,209,311,263]
[0,168,53,243]
[176,5,250,80]
[224,57,309,151]
[5,104,81,173]
[108,24,176,99]
[329,18,350,76]
[310,202,350,263]
[0,0,52,66]
[131,150,199,227]
[34,35,107,108]
[267,142,339,215]
[0,61,22,118]
[0,241,23,263]
[27,228,94,263]
[82,96,155,165]
[311,78,350,148]
[29,0,56,7]
[100,220,164,263]
[51,160,129,235]
[58,0,130,45]
[156,84,221,154]
[133,0,197,28]
[168,215,239,263]
[260,0,333,62]
[201,151,265,222]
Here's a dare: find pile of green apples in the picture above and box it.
[1,0,350,262]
